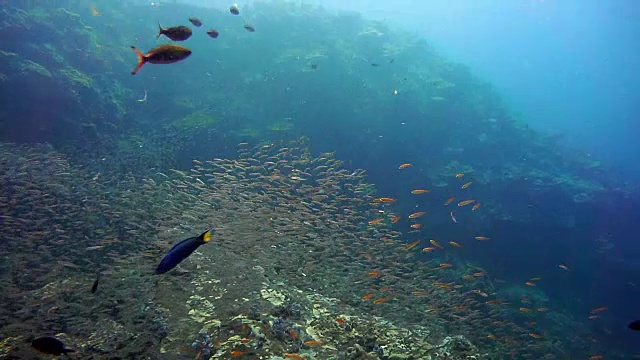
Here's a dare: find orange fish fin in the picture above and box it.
[130,46,146,75]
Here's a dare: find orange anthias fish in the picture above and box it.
[408,211,426,219]
[284,354,305,360]
[444,197,455,206]
[411,189,429,194]
[374,197,396,203]
[373,296,394,304]
[368,218,384,225]
[398,163,413,169]
[303,340,323,346]
[438,263,453,268]
[367,270,381,277]
[391,215,401,224]
[403,240,421,249]
[475,236,490,241]
[410,223,422,229]
[590,306,608,314]
[525,282,536,286]
[472,202,481,211]
[430,239,444,249]
[362,293,375,300]
[422,247,435,252]
[130,44,192,75]
[457,200,475,207]
[449,241,463,248]
[461,181,473,189]
[455,173,464,178]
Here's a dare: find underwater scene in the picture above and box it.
[1,0,639,359]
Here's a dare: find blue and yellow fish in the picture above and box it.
[156,229,213,274]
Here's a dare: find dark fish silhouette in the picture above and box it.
[207,29,219,39]
[91,273,100,294]
[189,17,202,27]
[130,44,192,75]
[230,4,240,15]
[156,229,214,274]
[629,320,640,331]
[157,23,192,41]
[32,336,75,357]
[243,24,255,32]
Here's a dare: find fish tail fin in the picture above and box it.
[200,228,214,242]
[157,22,163,39]
[130,46,146,75]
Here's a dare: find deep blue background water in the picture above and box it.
[234,0,640,179]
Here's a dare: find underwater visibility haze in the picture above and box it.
[0,0,639,359]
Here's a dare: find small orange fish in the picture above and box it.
[303,340,323,346]
[421,247,435,252]
[590,306,608,314]
[373,296,394,304]
[412,291,427,296]
[391,215,401,224]
[362,293,375,300]
[519,307,533,313]
[525,282,536,286]
[289,330,298,341]
[475,236,490,241]
[240,338,251,344]
[528,333,543,339]
[368,218,384,225]
[439,263,453,268]
[403,240,421,249]
[430,239,444,249]
[410,223,422,229]
[335,318,346,325]
[411,189,429,194]
[472,289,488,297]
[472,202,481,211]
[231,350,248,356]
[449,241,463,248]
[408,211,426,219]
[284,354,305,360]
[374,197,396,203]
[455,173,464,178]
[457,200,475,206]
[367,270,381,277]
[444,197,455,206]
[473,271,486,277]
[398,163,413,169]
[461,181,473,189]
